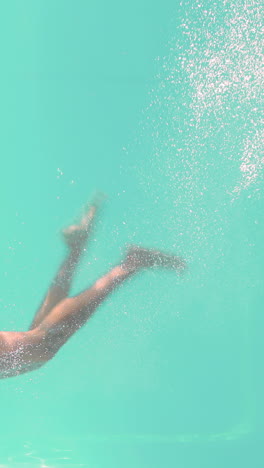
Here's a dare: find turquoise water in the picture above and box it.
[0,0,263,466]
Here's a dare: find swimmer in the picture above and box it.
[0,194,186,379]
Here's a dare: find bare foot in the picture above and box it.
[62,192,106,250]
[123,245,186,273]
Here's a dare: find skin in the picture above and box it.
[0,194,186,379]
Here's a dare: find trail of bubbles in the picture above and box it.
[143,0,263,199]
[182,0,264,196]
[122,0,263,269]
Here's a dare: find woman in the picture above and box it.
[0,194,186,379]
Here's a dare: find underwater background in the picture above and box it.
[0,0,263,466]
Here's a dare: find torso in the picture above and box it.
[0,331,49,379]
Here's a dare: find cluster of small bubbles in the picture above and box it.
[55,167,77,203]
[144,0,262,182]
[235,128,264,193]
[56,167,64,179]
[179,0,264,196]
[7,239,23,254]
[130,0,263,273]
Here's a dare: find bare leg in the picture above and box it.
[29,194,105,330]
[37,246,186,357]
